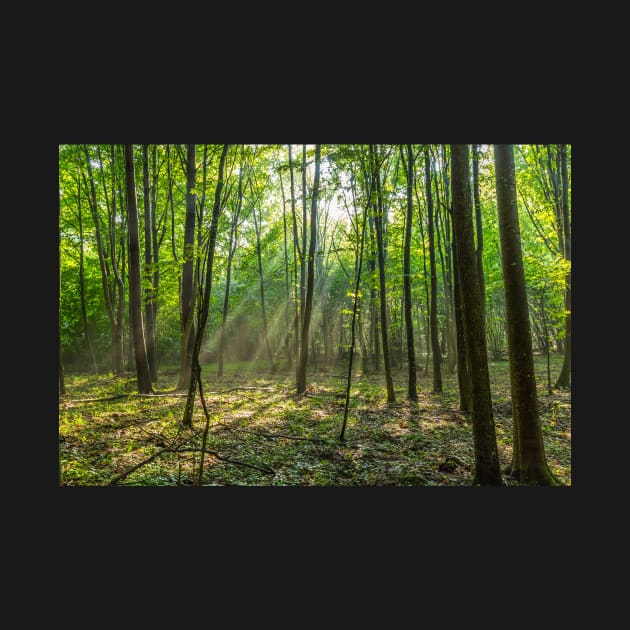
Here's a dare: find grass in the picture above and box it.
[58,355,571,486]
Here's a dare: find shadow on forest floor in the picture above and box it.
[58,356,571,486]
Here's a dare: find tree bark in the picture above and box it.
[124,144,153,394]
[472,144,485,319]
[452,233,472,412]
[494,144,556,485]
[82,145,117,373]
[177,144,197,390]
[142,145,158,381]
[340,183,370,440]
[451,144,502,485]
[425,147,442,392]
[76,178,98,373]
[181,144,230,427]
[402,145,417,400]
[278,161,293,368]
[296,144,321,394]
[218,160,243,377]
[555,143,571,389]
[288,144,301,367]
[109,145,125,374]
[372,145,396,403]
[251,178,275,372]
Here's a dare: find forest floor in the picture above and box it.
[58,355,571,486]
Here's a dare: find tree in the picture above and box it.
[555,143,571,389]
[494,144,557,485]
[340,168,370,440]
[142,145,158,381]
[177,144,197,391]
[296,144,321,395]
[450,144,502,485]
[425,147,443,393]
[401,144,418,401]
[181,144,230,428]
[124,144,153,394]
[75,176,98,373]
[372,145,396,403]
[82,145,125,373]
[218,153,244,377]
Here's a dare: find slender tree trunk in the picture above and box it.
[59,261,65,396]
[252,196,275,372]
[494,144,556,485]
[436,203,456,373]
[83,145,117,372]
[555,143,571,389]
[414,185,431,375]
[110,145,125,374]
[150,144,161,349]
[340,186,370,440]
[279,163,292,368]
[76,181,98,373]
[452,234,472,412]
[177,144,196,390]
[425,147,442,392]
[181,144,230,428]
[300,145,307,333]
[218,164,243,378]
[372,145,396,403]
[472,144,486,319]
[296,144,321,394]
[142,145,158,381]
[368,210,380,373]
[540,290,553,396]
[124,144,153,394]
[402,145,417,400]
[451,144,502,485]
[288,144,300,366]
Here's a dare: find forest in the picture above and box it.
[58,144,571,486]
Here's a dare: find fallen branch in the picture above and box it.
[175,447,275,475]
[242,428,329,444]
[206,386,277,395]
[64,392,190,404]
[107,430,200,485]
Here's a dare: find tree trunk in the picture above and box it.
[372,145,396,403]
[425,147,442,393]
[218,162,243,377]
[181,144,230,428]
[278,161,293,368]
[76,179,98,373]
[177,144,197,390]
[252,184,275,372]
[296,144,321,394]
[555,143,571,389]
[402,145,417,400]
[472,144,486,320]
[494,144,556,485]
[368,210,380,373]
[110,145,125,374]
[124,144,153,394]
[451,144,502,485]
[142,145,158,381]
[452,234,472,412]
[288,144,300,367]
[59,260,66,396]
[83,145,117,373]
[340,184,370,440]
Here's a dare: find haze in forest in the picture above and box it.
[59,144,571,486]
